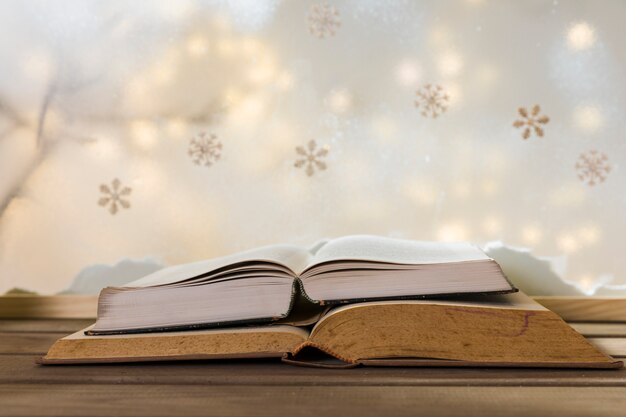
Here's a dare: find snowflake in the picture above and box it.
[308,3,341,39]
[188,132,222,167]
[414,84,449,118]
[294,140,329,176]
[513,105,550,139]
[98,178,131,215]
[575,150,611,186]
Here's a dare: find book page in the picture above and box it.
[128,244,313,287]
[312,292,546,342]
[318,291,545,325]
[307,235,491,268]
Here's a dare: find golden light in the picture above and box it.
[395,59,421,86]
[577,225,600,245]
[240,37,263,55]
[567,22,596,51]
[232,95,265,123]
[557,233,579,253]
[151,64,174,86]
[521,225,543,246]
[577,274,596,295]
[166,118,188,137]
[130,120,159,151]
[186,35,210,57]
[224,87,243,106]
[326,88,353,114]
[216,38,236,56]
[573,104,604,133]
[247,57,276,84]
[437,222,468,242]
[437,51,464,77]
[445,82,463,105]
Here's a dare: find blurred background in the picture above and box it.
[0,0,624,295]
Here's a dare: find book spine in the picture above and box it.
[294,278,319,305]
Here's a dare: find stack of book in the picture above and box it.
[41,236,621,369]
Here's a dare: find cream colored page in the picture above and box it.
[314,291,545,332]
[128,244,313,287]
[307,235,491,268]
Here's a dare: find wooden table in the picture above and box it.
[1,319,626,417]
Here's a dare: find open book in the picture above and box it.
[40,292,621,368]
[90,236,515,334]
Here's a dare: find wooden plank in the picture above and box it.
[0,332,61,355]
[2,355,625,387]
[535,296,626,322]
[0,384,625,417]
[0,296,97,319]
[569,322,626,337]
[590,338,626,358]
[0,319,93,333]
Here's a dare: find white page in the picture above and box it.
[308,235,491,268]
[127,244,312,288]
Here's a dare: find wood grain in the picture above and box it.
[2,354,626,387]
[1,384,625,417]
[569,323,626,337]
[2,319,626,417]
[590,338,626,358]
[0,296,97,319]
[0,332,63,355]
[534,297,626,322]
[0,319,94,333]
